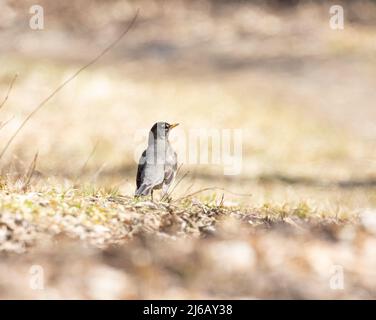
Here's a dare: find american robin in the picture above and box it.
[135,122,179,200]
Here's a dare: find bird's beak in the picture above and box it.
[169,123,179,129]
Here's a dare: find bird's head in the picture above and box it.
[150,122,179,140]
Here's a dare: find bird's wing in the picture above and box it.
[164,166,175,185]
[163,149,178,187]
[135,146,166,196]
[136,150,147,190]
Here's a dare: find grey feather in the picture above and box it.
[135,122,178,198]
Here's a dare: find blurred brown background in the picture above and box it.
[1,1,375,186]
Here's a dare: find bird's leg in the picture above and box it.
[151,189,154,202]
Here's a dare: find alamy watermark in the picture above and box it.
[29,264,44,290]
[29,5,44,30]
[329,5,344,30]
[134,128,243,175]
[329,265,344,290]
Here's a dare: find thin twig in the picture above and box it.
[0,74,18,110]
[173,187,252,203]
[180,173,196,197]
[75,139,100,182]
[183,181,195,197]
[0,10,139,161]
[21,152,38,192]
[160,163,184,201]
[0,116,14,131]
[160,163,183,201]
[218,193,224,207]
[162,169,190,202]
[90,163,107,184]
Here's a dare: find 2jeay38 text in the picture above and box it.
[143,304,233,317]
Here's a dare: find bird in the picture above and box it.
[135,122,179,201]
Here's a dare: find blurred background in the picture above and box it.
[1,0,376,190]
[0,0,376,299]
